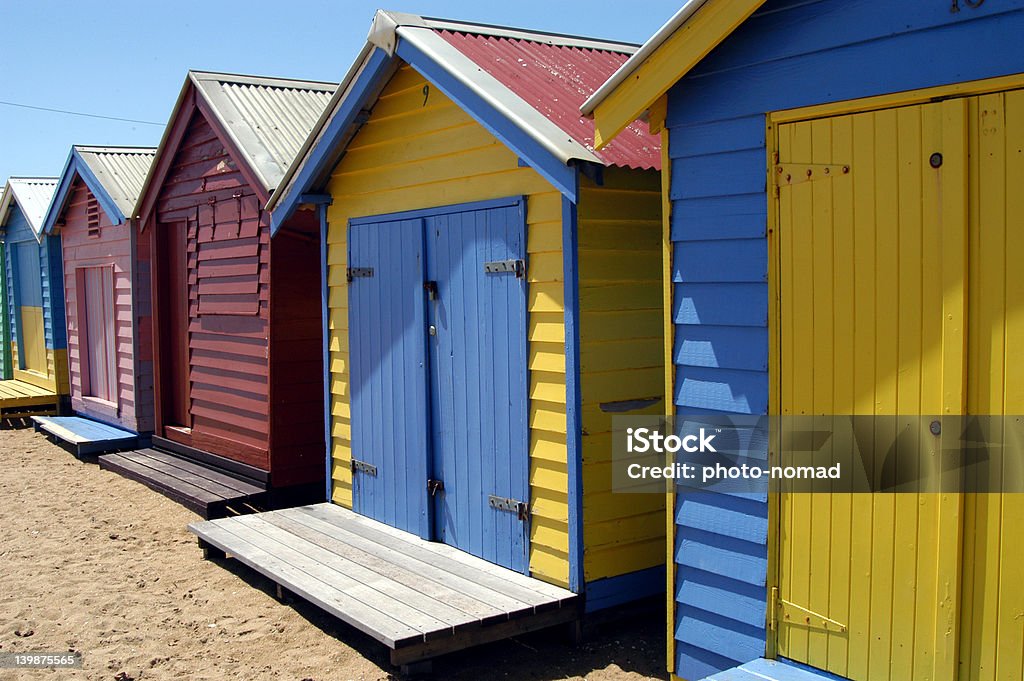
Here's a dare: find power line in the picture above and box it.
[0,99,164,126]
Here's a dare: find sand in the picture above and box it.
[0,427,667,681]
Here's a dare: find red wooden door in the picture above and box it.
[160,221,190,428]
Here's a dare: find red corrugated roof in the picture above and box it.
[437,30,661,171]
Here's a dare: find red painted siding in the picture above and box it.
[61,179,148,431]
[153,110,271,469]
[269,208,324,487]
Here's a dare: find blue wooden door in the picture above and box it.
[425,200,529,573]
[347,218,430,538]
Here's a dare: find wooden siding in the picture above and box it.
[268,208,325,488]
[0,243,10,380]
[3,203,68,395]
[324,65,569,587]
[664,2,1024,679]
[960,89,1024,681]
[577,168,665,583]
[61,180,143,431]
[154,110,271,468]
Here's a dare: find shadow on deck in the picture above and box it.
[189,503,581,669]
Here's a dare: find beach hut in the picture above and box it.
[0,177,68,417]
[190,10,665,666]
[30,146,156,453]
[583,2,1024,680]
[100,71,337,517]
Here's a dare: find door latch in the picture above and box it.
[428,479,445,496]
[423,280,438,300]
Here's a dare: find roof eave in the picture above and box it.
[581,0,765,149]
[42,148,126,236]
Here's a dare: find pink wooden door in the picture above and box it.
[80,266,117,403]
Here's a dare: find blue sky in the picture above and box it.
[0,1,680,184]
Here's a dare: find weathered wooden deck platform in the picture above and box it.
[33,416,138,456]
[189,504,580,666]
[0,379,59,418]
[100,448,267,519]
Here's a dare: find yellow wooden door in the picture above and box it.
[776,98,968,681]
[958,89,1024,681]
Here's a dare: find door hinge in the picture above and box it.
[769,586,847,632]
[774,162,850,189]
[484,259,525,278]
[351,458,378,476]
[489,495,529,521]
[347,267,374,282]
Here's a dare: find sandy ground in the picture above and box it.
[0,427,667,681]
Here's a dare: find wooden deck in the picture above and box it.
[189,504,580,666]
[0,379,59,418]
[33,416,138,456]
[100,448,267,519]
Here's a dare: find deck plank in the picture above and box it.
[189,503,579,663]
[299,505,568,607]
[277,508,533,613]
[195,521,422,647]
[137,448,263,495]
[236,517,463,633]
[100,453,223,511]
[264,510,512,622]
[32,416,137,455]
[124,451,253,499]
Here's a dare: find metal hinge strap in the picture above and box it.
[770,587,847,632]
[488,495,530,521]
[484,259,525,278]
[347,267,374,282]
[351,459,378,476]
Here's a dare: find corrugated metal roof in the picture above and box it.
[76,146,156,217]
[190,72,337,191]
[0,177,59,238]
[437,30,660,170]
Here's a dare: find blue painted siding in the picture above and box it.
[43,235,66,350]
[665,1,1024,678]
[5,206,37,361]
[0,243,9,379]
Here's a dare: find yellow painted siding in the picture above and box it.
[775,87,1024,681]
[19,306,46,374]
[959,89,1024,681]
[776,100,967,681]
[577,168,665,582]
[323,65,570,587]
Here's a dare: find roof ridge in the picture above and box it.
[189,69,337,90]
[75,145,158,154]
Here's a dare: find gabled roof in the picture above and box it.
[580,0,765,148]
[0,177,59,242]
[268,10,661,230]
[136,70,337,226]
[42,146,156,235]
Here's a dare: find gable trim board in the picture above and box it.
[581,0,767,147]
[137,71,337,228]
[272,10,664,601]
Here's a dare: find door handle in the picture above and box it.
[428,324,437,336]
